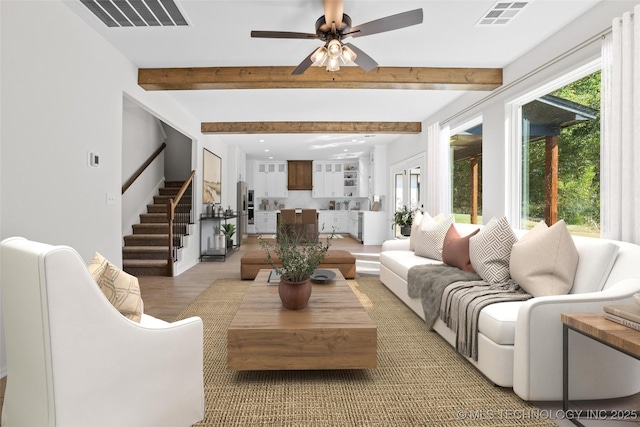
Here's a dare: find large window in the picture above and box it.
[519,71,601,236]
[450,120,483,224]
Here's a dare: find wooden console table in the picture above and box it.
[561,313,640,427]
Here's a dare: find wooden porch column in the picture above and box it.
[470,156,479,224]
[544,135,558,225]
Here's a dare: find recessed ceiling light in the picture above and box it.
[268,156,273,159]
[259,139,265,143]
[344,149,348,152]
[264,149,269,152]
[352,139,357,142]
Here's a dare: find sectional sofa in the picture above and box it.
[379,217,640,401]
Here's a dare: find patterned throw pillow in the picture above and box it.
[414,215,455,261]
[510,220,579,297]
[442,225,480,272]
[88,252,143,322]
[469,217,517,283]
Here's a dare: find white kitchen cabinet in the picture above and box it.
[312,161,324,198]
[361,211,388,245]
[318,211,348,233]
[255,161,288,198]
[254,211,276,234]
[348,211,359,238]
[313,161,348,198]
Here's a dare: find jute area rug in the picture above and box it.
[176,277,555,427]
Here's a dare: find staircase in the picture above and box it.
[123,181,193,276]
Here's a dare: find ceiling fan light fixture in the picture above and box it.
[327,56,340,72]
[340,44,357,64]
[311,46,328,65]
[327,39,342,59]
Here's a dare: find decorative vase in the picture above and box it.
[400,226,412,237]
[278,277,312,310]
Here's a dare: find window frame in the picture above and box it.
[506,59,601,230]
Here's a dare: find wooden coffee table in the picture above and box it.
[227,269,377,370]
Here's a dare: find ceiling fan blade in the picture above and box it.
[323,0,344,26]
[348,8,423,38]
[291,50,316,75]
[343,43,378,72]
[251,30,319,40]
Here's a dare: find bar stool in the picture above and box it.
[301,209,318,242]
[278,209,296,241]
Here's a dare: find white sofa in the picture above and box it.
[379,223,640,401]
[0,237,205,427]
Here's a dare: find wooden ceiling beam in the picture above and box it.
[139,66,502,91]
[201,121,422,134]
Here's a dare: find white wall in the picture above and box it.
[387,1,638,225]
[121,97,166,238]
[0,0,203,265]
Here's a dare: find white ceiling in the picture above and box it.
[64,0,601,160]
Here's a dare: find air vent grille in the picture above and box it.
[476,1,530,26]
[80,0,188,27]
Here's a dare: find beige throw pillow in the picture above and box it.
[509,220,579,297]
[88,252,143,322]
[414,215,454,261]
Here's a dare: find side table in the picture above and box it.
[561,313,640,427]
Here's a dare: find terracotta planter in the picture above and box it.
[278,277,312,310]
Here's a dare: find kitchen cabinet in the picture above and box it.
[287,160,313,190]
[318,211,348,233]
[255,161,288,198]
[254,211,277,234]
[361,211,388,245]
[312,161,347,198]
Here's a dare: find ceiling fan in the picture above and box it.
[250,0,423,75]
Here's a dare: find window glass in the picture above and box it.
[520,71,600,236]
[450,123,482,224]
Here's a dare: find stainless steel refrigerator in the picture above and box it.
[237,181,248,244]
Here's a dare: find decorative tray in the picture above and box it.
[310,269,336,284]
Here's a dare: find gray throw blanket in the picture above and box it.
[440,280,532,361]
[407,264,481,328]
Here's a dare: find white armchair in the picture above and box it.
[0,237,204,427]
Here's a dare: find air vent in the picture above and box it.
[80,0,188,27]
[476,1,530,26]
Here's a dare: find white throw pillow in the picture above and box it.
[509,220,579,297]
[571,239,619,293]
[409,211,424,251]
[469,216,517,283]
[414,215,454,261]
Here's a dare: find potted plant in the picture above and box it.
[393,205,417,236]
[221,223,236,249]
[259,221,334,310]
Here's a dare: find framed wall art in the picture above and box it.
[203,148,222,204]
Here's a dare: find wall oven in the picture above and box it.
[247,190,255,224]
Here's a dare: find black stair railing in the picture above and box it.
[168,170,195,276]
